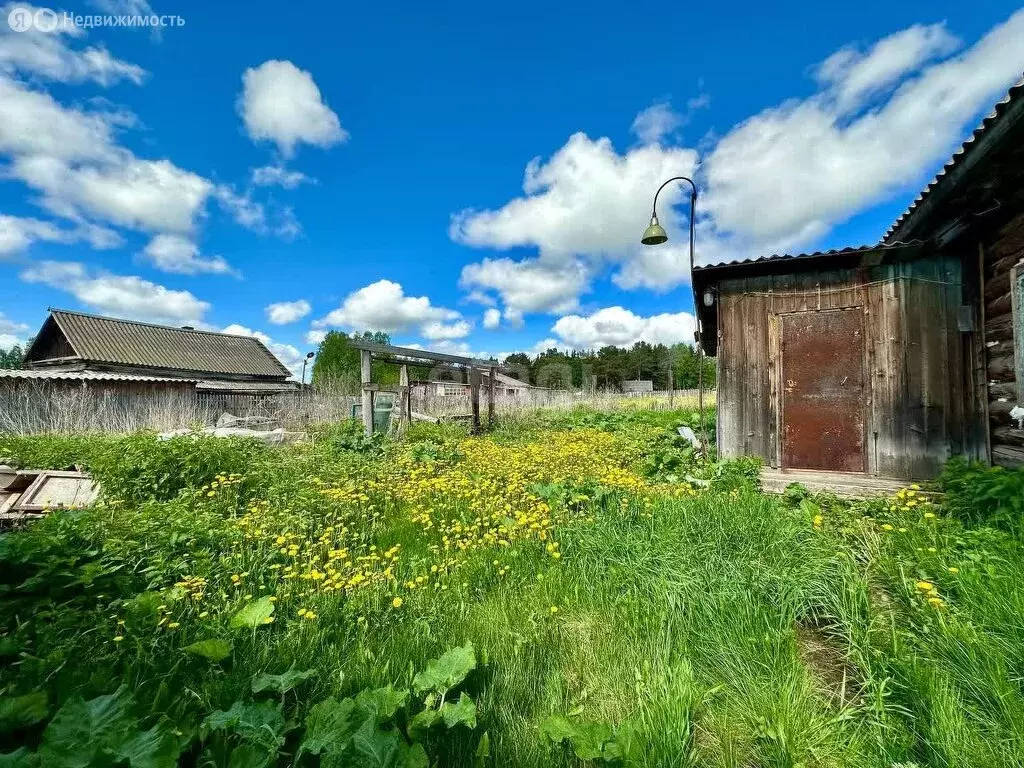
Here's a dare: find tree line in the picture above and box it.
[504,342,715,390]
[0,343,27,370]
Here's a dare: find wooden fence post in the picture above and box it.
[470,367,481,434]
[360,349,373,437]
[488,366,496,426]
[399,364,411,428]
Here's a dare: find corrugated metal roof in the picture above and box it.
[43,310,291,379]
[883,75,1024,242]
[0,369,196,383]
[693,241,922,271]
[196,380,299,392]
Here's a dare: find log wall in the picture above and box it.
[982,211,1024,468]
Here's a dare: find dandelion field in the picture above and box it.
[2,410,1024,767]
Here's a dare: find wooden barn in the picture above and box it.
[693,77,1024,486]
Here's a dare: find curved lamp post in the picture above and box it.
[640,176,709,447]
[299,351,315,406]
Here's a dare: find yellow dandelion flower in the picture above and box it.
[392,597,403,609]
[112,635,124,642]
[916,581,933,591]
[549,606,559,614]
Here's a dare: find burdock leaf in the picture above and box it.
[402,743,428,768]
[183,639,233,662]
[348,717,403,768]
[229,597,274,630]
[251,665,315,695]
[407,708,442,740]
[0,748,38,768]
[299,697,360,756]
[539,715,576,745]
[412,643,476,695]
[200,700,285,751]
[39,686,136,768]
[354,686,409,724]
[114,722,182,768]
[440,693,476,729]
[0,692,47,732]
[226,743,274,768]
[566,721,613,761]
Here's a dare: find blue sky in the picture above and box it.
[1,0,1023,376]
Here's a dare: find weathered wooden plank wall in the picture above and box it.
[715,254,984,480]
[983,211,1024,467]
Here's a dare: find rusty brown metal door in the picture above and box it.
[781,309,866,472]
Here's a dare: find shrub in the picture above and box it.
[707,455,762,494]
[0,433,119,471]
[939,457,1024,532]
[313,418,387,457]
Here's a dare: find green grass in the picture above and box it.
[1,410,1023,766]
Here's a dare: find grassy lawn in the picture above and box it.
[1,409,1023,767]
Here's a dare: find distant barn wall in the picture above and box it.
[715,253,987,481]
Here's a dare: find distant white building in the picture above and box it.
[413,369,543,397]
[622,380,654,393]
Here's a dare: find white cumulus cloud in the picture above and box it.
[702,11,1024,251]
[239,60,347,157]
[631,102,684,145]
[21,260,210,327]
[459,257,591,322]
[265,299,312,325]
[139,234,237,276]
[552,306,697,349]
[0,310,30,348]
[1,212,121,255]
[450,10,1024,317]
[0,2,146,86]
[315,280,469,340]
[482,308,501,330]
[251,164,312,189]
[221,323,305,379]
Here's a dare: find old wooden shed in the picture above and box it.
[693,76,1024,483]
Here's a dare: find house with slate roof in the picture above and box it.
[14,309,296,396]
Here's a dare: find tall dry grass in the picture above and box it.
[0,383,715,435]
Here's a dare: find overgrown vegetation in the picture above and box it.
[1,409,1023,766]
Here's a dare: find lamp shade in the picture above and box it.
[641,215,668,245]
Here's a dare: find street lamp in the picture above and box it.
[640,176,709,448]
[300,351,315,389]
